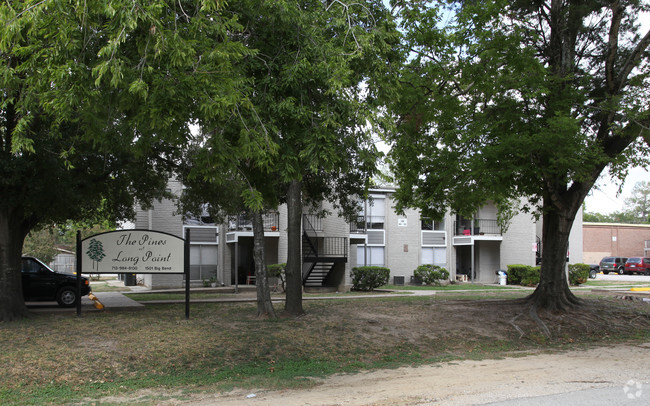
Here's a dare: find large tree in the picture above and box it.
[388,0,650,311]
[624,181,650,223]
[210,0,399,316]
[0,0,248,321]
[180,148,280,318]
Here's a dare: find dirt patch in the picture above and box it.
[3,292,650,405]
[186,343,650,405]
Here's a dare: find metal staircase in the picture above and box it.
[302,215,347,287]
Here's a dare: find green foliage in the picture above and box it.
[178,0,400,315]
[413,264,450,286]
[506,265,540,287]
[506,265,526,285]
[583,211,638,223]
[22,228,58,263]
[387,0,650,308]
[351,266,390,291]
[623,181,650,224]
[267,263,286,291]
[520,268,541,287]
[584,181,650,224]
[568,264,590,286]
[1,0,250,320]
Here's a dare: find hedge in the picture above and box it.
[351,266,390,291]
[507,264,540,287]
[413,264,450,286]
[568,263,590,286]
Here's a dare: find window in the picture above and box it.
[421,217,445,231]
[357,246,385,267]
[21,258,41,274]
[421,247,446,268]
[359,196,385,229]
[190,245,218,281]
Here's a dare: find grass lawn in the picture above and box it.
[2,293,649,405]
[581,280,650,287]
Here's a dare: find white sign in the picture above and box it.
[398,218,408,227]
[81,230,184,274]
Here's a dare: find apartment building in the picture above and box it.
[134,182,583,289]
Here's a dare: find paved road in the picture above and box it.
[486,385,649,405]
[594,273,650,282]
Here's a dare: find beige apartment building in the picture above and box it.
[134,181,583,290]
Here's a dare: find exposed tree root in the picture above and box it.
[509,313,526,339]
[528,304,551,339]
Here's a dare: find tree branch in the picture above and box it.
[606,0,623,94]
[616,28,650,94]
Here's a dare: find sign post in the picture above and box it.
[185,229,190,320]
[76,230,82,317]
[78,229,189,317]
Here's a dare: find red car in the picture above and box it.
[623,257,650,275]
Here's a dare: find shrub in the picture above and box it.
[506,264,528,285]
[507,264,540,286]
[413,264,450,286]
[568,263,590,286]
[267,263,286,291]
[351,266,390,291]
[520,266,540,286]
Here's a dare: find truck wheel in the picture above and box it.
[589,269,597,279]
[618,267,625,275]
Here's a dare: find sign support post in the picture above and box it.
[185,229,190,320]
[76,230,82,317]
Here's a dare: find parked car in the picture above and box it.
[21,256,91,307]
[589,265,599,279]
[598,256,627,275]
[623,257,650,275]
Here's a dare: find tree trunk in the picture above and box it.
[526,199,581,311]
[252,210,276,318]
[0,207,30,321]
[284,179,305,316]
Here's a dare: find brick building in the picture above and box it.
[582,222,650,264]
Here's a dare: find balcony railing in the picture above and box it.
[454,219,501,236]
[303,215,348,259]
[227,212,280,232]
[303,237,349,259]
[350,215,385,233]
[303,214,323,232]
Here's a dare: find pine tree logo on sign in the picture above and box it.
[86,238,106,271]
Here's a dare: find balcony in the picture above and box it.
[454,219,501,236]
[303,214,323,232]
[350,215,385,233]
[227,212,280,232]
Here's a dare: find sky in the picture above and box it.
[584,9,649,214]
[584,167,648,214]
